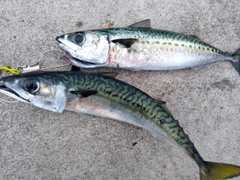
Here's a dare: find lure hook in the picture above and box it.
[17,49,70,73]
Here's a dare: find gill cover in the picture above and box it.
[1,74,67,113]
[57,31,109,65]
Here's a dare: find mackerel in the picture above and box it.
[0,71,240,179]
[56,19,240,73]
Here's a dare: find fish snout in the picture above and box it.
[56,34,66,42]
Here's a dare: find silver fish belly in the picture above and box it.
[66,94,169,139]
[108,30,233,70]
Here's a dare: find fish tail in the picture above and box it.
[200,161,240,180]
[231,48,240,74]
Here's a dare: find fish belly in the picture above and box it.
[65,94,168,138]
[108,42,232,70]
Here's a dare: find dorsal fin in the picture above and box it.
[157,99,173,117]
[189,35,201,40]
[128,19,151,28]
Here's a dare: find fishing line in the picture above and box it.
[38,49,64,64]
[17,49,71,73]
[0,49,70,75]
[35,49,71,70]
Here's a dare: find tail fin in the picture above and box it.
[200,161,240,180]
[231,48,240,75]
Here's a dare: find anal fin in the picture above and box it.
[77,112,95,120]
[97,72,118,78]
[192,65,203,71]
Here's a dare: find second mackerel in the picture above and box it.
[1,71,240,179]
[56,19,240,73]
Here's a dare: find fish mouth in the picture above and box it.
[0,84,29,103]
[56,36,108,68]
[60,49,107,68]
[65,52,100,65]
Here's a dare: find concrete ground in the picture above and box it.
[0,0,240,179]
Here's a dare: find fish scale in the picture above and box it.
[1,71,240,179]
[107,28,229,70]
[56,19,239,72]
[56,72,204,166]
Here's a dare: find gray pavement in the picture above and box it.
[0,0,240,179]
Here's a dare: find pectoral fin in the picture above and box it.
[71,65,81,71]
[128,19,151,28]
[112,38,138,48]
[70,89,98,97]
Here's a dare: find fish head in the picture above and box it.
[0,72,68,112]
[56,31,109,67]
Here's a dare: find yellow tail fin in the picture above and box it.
[200,161,240,180]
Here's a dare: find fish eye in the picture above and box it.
[24,80,40,93]
[73,33,85,44]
